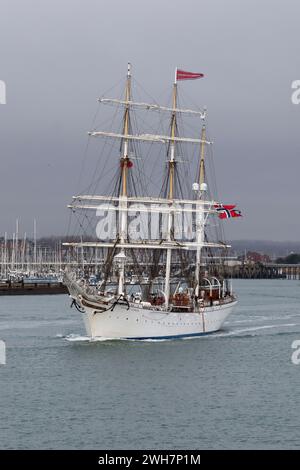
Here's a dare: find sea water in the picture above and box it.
[0,279,300,449]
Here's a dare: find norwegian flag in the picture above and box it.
[215,204,242,219]
[176,69,204,81]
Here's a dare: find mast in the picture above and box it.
[15,219,19,270]
[4,232,7,279]
[21,232,26,271]
[11,233,15,272]
[121,62,131,197]
[164,68,178,308]
[199,124,206,187]
[195,124,207,298]
[33,218,37,273]
[80,235,84,274]
[169,67,178,199]
[118,63,131,295]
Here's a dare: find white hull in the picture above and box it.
[79,300,237,340]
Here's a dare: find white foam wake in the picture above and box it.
[213,323,297,338]
[64,334,120,342]
[227,314,297,325]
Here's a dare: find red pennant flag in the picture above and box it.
[176,69,204,81]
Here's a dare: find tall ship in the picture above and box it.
[64,64,238,340]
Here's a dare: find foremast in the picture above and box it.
[118,63,131,295]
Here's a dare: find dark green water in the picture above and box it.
[0,279,300,449]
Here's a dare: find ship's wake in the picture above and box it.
[61,334,176,343]
[211,323,298,338]
[63,334,118,342]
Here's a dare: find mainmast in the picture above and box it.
[164,69,178,308]
[118,63,131,295]
[168,68,178,199]
[194,124,207,298]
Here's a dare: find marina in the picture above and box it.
[1,229,300,295]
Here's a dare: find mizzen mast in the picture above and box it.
[199,124,206,187]
[194,124,207,298]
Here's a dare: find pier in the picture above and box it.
[227,263,300,280]
[0,279,67,295]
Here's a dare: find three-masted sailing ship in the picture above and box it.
[64,64,238,339]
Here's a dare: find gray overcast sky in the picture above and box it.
[0,0,299,240]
